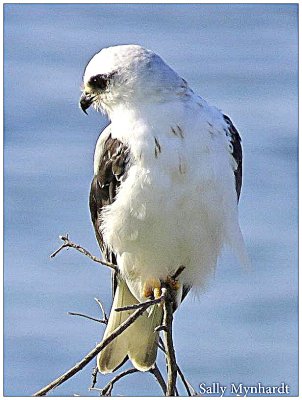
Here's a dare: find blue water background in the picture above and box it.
[4,4,298,396]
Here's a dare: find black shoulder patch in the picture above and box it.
[223,114,243,201]
[89,133,131,294]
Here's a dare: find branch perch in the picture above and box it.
[33,301,152,396]
[115,295,164,312]
[162,287,178,396]
[43,234,195,396]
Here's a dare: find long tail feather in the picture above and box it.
[98,278,162,373]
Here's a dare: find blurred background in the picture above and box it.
[4,4,298,396]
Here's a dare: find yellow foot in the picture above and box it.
[142,267,185,300]
[142,277,161,299]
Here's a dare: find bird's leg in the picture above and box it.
[142,266,185,300]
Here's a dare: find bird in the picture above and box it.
[79,44,249,374]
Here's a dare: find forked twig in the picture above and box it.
[157,337,196,396]
[50,235,118,273]
[149,364,167,395]
[67,312,107,325]
[94,298,109,323]
[46,234,192,397]
[33,302,151,396]
[89,363,166,395]
[67,298,109,325]
[90,368,139,395]
[177,365,198,396]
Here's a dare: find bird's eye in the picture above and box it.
[89,74,108,90]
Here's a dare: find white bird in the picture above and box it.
[79,44,249,374]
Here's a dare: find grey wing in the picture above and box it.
[223,114,243,201]
[89,131,131,294]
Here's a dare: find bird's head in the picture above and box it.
[79,44,186,116]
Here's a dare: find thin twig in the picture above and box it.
[177,365,198,396]
[91,368,139,395]
[50,235,118,273]
[67,312,107,325]
[90,365,98,389]
[45,242,190,397]
[158,337,196,396]
[158,336,166,352]
[156,338,166,353]
[170,265,186,281]
[149,364,167,395]
[33,302,152,396]
[162,287,178,396]
[155,324,168,332]
[91,362,166,396]
[94,298,109,323]
[115,295,164,312]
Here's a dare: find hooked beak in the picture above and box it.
[79,92,94,114]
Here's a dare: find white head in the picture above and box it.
[79,45,187,116]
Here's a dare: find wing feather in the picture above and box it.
[223,114,243,201]
[89,131,131,293]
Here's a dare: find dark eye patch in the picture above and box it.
[89,74,108,90]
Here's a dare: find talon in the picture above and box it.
[142,277,161,299]
[154,287,162,299]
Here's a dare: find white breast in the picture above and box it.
[99,97,248,301]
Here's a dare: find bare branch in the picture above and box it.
[91,366,166,396]
[90,368,139,395]
[170,265,186,281]
[45,238,192,397]
[94,298,108,324]
[154,324,168,333]
[50,235,118,273]
[90,365,98,390]
[156,338,166,353]
[67,312,107,325]
[90,363,166,396]
[157,337,196,396]
[149,364,167,395]
[33,302,152,396]
[177,365,198,396]
[162,287,178,396]
[115,295,164,312]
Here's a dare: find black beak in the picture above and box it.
[79,93,94,114]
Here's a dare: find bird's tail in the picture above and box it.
[97,278,163,373]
